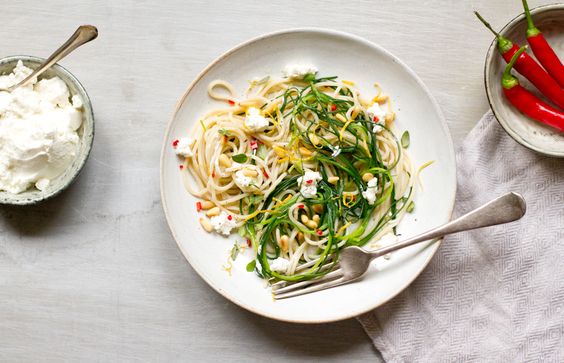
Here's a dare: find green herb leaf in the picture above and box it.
[232,154,248,163]
[303,73,316,82]
[230,242,240,261]
[401,131,410,149]
[218,128,230,136]
[406,201,415,213]
[246,259,256,272]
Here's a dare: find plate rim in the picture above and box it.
[160,27,456,323]
[484,3,564,158]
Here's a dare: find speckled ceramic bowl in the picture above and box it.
[0,55,94,205]
[485,4,564,157]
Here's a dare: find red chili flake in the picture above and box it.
[262,169,269,178]
[298,204,305,209]
[228,99,235,105]
[246,239,252,247]
[179,165,184,170]
[211,171,216,178]
[172,139,179,148]
[373,116,379,122]
[196,202,202,212]
[223,135,228,144]
[306,179,313,184]
[330,104,337,111]
[316,229,323,236]
[227,215,233,221]
[250,139,258,150]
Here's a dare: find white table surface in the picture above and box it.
[0,0,553,361]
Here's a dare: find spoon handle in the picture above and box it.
[370,192,527,259]
[8,25,98,92]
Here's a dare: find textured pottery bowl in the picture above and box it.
[0,55,94,205]
[485,3,564,157]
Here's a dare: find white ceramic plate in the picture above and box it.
[485,4,564,157]
[161,28,456,323]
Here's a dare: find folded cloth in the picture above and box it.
[358,112,564,362]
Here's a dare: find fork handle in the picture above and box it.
[368,192,526,259]
[7,25,98,92]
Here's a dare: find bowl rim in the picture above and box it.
[0,55,95,205]
[159,27,456,323]
[484,3,564,158]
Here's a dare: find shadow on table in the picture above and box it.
[215,288,383,360]
[0,173,83,236]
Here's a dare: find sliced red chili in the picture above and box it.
[172,139,179,148]
[196,202,202,212]
[228,100,235,105]
[262,169,269,178]
[330,104,337,111]
[227,215,233,221]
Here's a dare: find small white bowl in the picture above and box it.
[485,4,564,157]
[0,55,95,205]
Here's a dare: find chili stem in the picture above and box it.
[522,0,540,37]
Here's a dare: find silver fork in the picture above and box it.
[272,192,526,299]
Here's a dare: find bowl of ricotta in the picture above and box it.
[0,55,94,205]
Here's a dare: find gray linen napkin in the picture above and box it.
[358,112,564,362]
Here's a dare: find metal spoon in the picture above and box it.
[0,25,98,93]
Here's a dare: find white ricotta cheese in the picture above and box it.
[0,61,83,194]
[269,257,290,273]
[361,177,378,205]
[297,170,322,199]
[210,211,237,236]
[244,107,269,132]
[175,137,194,157]
[366,102,387,133]
[283,64,318,79]
[233,169,259,192]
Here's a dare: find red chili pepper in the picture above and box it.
[330,104,337,111]
[373,116,379,123]
[228,100,235,105]
[297,204,305,209]
[522,0,564,87]
[227,215,233,221]
[179,165,184,170]
[262,169,269,178]
[196,202,202,212]
[172,139,179,148]
[502,47,564,132]
[475,12,564,110]
[316,229,323,236]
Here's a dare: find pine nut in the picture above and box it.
[328,176,339,184]
[219,154,232,168]
[375,94,389,103]
[312,204,324,214]
[201,201,215,210]
[297,232,304,241]
[279,235,289,252]
[206,207,220,217]
[199,217,213,232]
[335,114,347,123]
[306,220,318,229]
[243,169,258,177]
[309,134,320,146]
[312,214,320,223]
[362,172,374,182]
[385,112,395,124]
[300,214,309,224]
[299,147,313,157]
[351,107,360,120]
